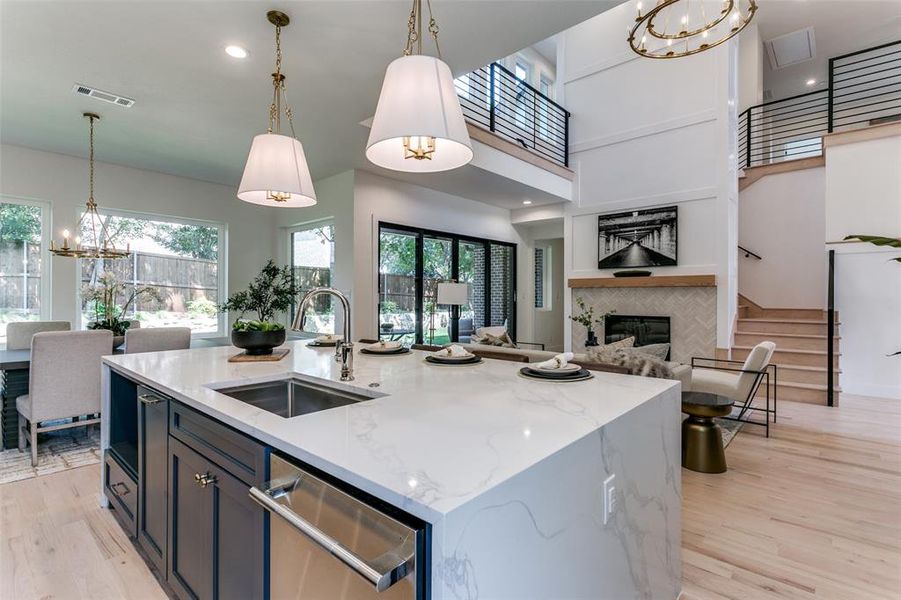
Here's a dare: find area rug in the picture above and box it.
[718,416,744,448]
[0,427,100,485]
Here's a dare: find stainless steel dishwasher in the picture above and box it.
[250,454,428,599]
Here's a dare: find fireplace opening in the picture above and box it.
[605,315,671,360]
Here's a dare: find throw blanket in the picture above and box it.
[587,347,673,379]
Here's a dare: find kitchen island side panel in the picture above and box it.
[434,386,682,600]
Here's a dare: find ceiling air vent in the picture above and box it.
[765,27,816,70]
[72,83,135,108]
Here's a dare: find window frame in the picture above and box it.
[74,207,228,338]
[533,244,552,312]
[0,195,52,338]
[287,218,336,328]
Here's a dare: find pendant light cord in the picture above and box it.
[403,0,441,59]
[268,22,298,139]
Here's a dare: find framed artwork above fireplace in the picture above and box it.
[597,206,677,269]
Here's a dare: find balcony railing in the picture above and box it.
[456,62,570,167]
[739,40,901,169]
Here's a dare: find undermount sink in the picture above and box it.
[213,377,377,418]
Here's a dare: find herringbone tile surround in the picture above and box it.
[571,287,717,363]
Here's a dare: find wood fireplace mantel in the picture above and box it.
[567,275,716,289]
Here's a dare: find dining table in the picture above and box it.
[0,336,235,449]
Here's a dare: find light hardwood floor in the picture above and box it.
[1,394,898,600]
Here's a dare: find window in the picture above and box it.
[378,223,516,345]
[291,222,335,333]
[77,210,226,336]
[0,198,50,342]
[538,76,555,141]
[539,75,554,99]
[454,74,471,99]
[515,60,531,83]
[534,245,551,310]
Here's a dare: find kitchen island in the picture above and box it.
[100,340,681,599]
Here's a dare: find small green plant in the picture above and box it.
[220,260,296,331]
[568,297,614,331]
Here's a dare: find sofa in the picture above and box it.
[454,339,692,389]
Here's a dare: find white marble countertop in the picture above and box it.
[103,340,678,522]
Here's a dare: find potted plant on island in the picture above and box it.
[82,271,162,348]
[569,297,614,347]
[220,260,297,355]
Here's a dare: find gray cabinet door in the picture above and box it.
[137,387,168,574]
[167,436,264,600]
[168,438,214,600]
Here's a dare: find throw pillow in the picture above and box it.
[629,343,670,361]
[603,349,674,379]
[586,336,635,363]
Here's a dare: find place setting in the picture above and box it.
[359,339,410,356]
[306,334,343,348]
[519,352,593,383]
[423,344,482,366]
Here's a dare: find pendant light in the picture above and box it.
[366,0,472,173]
[628,0,758,59]
[237,10,316,208]
[49,113,130,259]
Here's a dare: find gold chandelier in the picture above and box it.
[49,113,130,259]
[628,0,758,59]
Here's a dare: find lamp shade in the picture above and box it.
[366,55,473,173]
[237,133,317,207]
[437,282,469,306]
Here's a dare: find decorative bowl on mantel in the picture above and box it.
[613,270,652,278]
[231,329,286,356]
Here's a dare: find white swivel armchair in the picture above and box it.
[124,327,191,354]
[5,321,70,349]
[17,330,112,466]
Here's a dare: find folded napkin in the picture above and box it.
[368,340,401,350]
[432,344,471,358]
[315,334,343,343]
[535,352,575,370]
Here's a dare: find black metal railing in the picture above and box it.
[456,62,570,167]
[739,40,901,169]
[827,249,835,407]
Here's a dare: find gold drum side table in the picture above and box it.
[681,391,734,473]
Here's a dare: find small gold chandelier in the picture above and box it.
[49,113,130,259]
[629,0,758,59]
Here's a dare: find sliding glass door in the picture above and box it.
[378,223,516,345]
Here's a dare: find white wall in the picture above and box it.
[352,170,533,342]
[560,3,738,350]
[0,143,277,330]
[739,167,827,308]
[824,133,901,399]
[738,23,763,113]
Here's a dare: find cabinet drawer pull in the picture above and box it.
[111,481,130,496]
[194,472,218,488]
[139,394,162,405]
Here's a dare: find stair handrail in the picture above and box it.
[738,245,762,260]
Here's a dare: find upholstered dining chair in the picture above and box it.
[17,330,112,466]
[124,327,191,354]
[689,341,777,436]
[5,321,71,350]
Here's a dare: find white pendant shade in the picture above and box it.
[237,133,317,208]
[366,55,473,173]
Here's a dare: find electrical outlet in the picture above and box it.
[603,474,616,525]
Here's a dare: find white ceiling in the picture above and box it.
[0,1,618,189]
[756,0,901,100]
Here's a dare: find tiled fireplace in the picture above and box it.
[570,276,716,363]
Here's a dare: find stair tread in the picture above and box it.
[738,318,840,325]
[773,364,843,373]
[736,331,841,340]
[763,381,843,392]
[733,345,840,356]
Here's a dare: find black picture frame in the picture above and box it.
[597,206,678,269]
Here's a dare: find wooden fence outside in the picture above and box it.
[0,242,42,311]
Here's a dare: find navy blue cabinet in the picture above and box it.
[137,386,169,575]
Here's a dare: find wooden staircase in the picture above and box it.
[735,295,840,405]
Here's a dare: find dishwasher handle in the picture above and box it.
[249,483,414,593]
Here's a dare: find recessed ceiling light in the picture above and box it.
[225,45,248,59]
[806,78,816,86]
[523,200,532,205]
